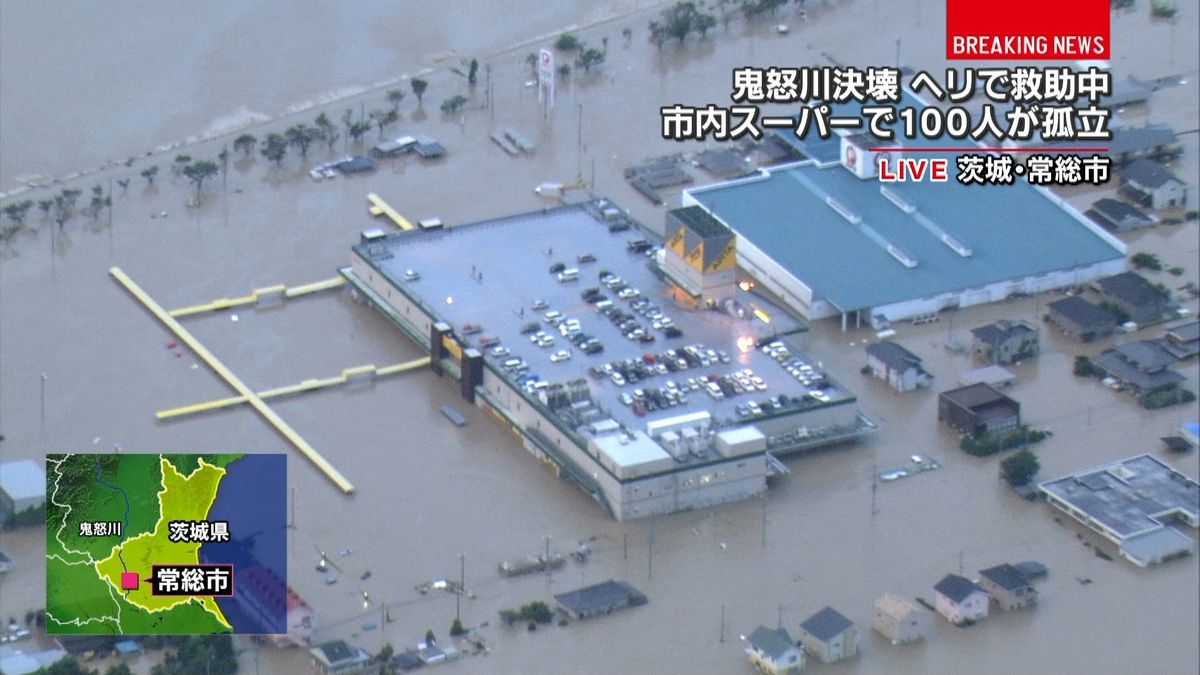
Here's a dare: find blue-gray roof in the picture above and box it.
[934,574,984,603]
[799,606,854,642]
[749,626,798,659]
[978,564,1030,591]
[691,93,1125,314]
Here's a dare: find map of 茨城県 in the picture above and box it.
[45,453,287,635]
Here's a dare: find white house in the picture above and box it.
[1121,158,1188,210]
[745,625,804,674]
[865,341,933,393]
[933,574,989,625]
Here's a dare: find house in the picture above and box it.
[310,640,378,675]
[0,459,46,520]
[933,574,989,625]
[745,626,804,674]
[1086,197,1155,232]
[371,136,416,158]
[797,606,859,663]
[1120,158,1188,210]
[1092,340,1184,394]
[971,319,1039,365]
[553,579,646,620]
[977,564,1037,611]
[938,383,1020,438]
[1096,272,1181,328]
[1045,296,1118,342]
[865,341,933,392]
[413,135,446,159]
[872,594,931,644]
[1158,321,1199,361]
[1108,125,1182,165]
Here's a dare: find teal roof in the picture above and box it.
[691,94,1125,313]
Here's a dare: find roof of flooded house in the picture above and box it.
[934,574,984,603]
[799,606,854,641]
[978,564,1031,591]
[748,626,799,659]
[1046,296,1117,327]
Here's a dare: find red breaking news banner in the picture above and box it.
[946,0,1110,60]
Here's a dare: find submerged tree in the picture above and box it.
[140,165,159,186]
[369,109,399,138]
[411,77,428,105]
[439,95,468,115]
[261,133,288,166]
[348,120,372,145]
[576,47,605,72]
[285,124,316,158]
[233,133,257,156]
[2,200,34,227]
[1001,448,1040,487]
[315,112,340,151]
[387,88,406,112]
[183,160,219,197]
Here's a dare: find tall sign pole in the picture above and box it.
[538,48,555,115]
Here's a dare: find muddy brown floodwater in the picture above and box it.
[1,1,1197,674]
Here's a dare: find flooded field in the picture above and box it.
[1,1,1198,673]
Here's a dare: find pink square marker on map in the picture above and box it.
[120,572,139,590]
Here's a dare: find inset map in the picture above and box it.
[45,453,287,635]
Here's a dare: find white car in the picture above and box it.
[550,350,572,363]
[491,346,510,357]
[611,372,626,386]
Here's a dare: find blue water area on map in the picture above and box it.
[199,454,287,634]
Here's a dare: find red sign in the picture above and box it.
[946,0,1110,60]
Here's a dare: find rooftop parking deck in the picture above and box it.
[352,202,855,436]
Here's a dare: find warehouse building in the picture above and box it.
[1040,454,1199,567]
[682,93,1127,329]
[344,201,875,520]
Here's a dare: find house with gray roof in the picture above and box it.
[797,606,858,663]
[553,579,646,620]
[310,640,378,675]
[1108,125,1182,165]
[1159,321,1199,361]
[971,319,1039,365]
[1045,296,1118,342]
[866,341,933,392]
[1086,197,1156,232]
[1121,158,1188,210]
[938,383,1020,439]
[745,626,804,674]
[933,574,989,625]
[1093,340,1184,394]
[977,563,1037,611]
[1096,272,1181,327]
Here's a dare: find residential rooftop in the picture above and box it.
[978,564,1030,591]
[799,606,854,641]
[934,574,983,603]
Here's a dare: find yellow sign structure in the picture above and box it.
[109,267,356,494]
[367,193,414,230]
[167,277,346,318]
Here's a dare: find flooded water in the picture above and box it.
[1,1,1197,674]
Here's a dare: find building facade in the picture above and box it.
[933,574,989,625]
[872,594,930,644]
[938,384,1021,438]
[977,564,1037,611]
[746,626,805,675]
[866,341,933,392]
[1045,296,1118,342]
[971,320,1039,365]
[797,606,859,663]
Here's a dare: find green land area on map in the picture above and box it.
[45,453,242,635]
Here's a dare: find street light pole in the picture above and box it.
[40,373,47,428]
[457,553,465,622]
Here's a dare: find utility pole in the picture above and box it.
[544,535,551,579]
[719,604,726,642]
[761,495,767,548]
[457,553,465,622]
[871,464,879,516]
[576,103,583,179]
[958,550,964,576]
[288,486,296,529]
[777,603,783,629]
[40,373,47,428]
[623,533,628,560]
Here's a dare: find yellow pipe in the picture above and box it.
[110,267,356,494]
[156,357,431,419]
[367,193,414,230]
